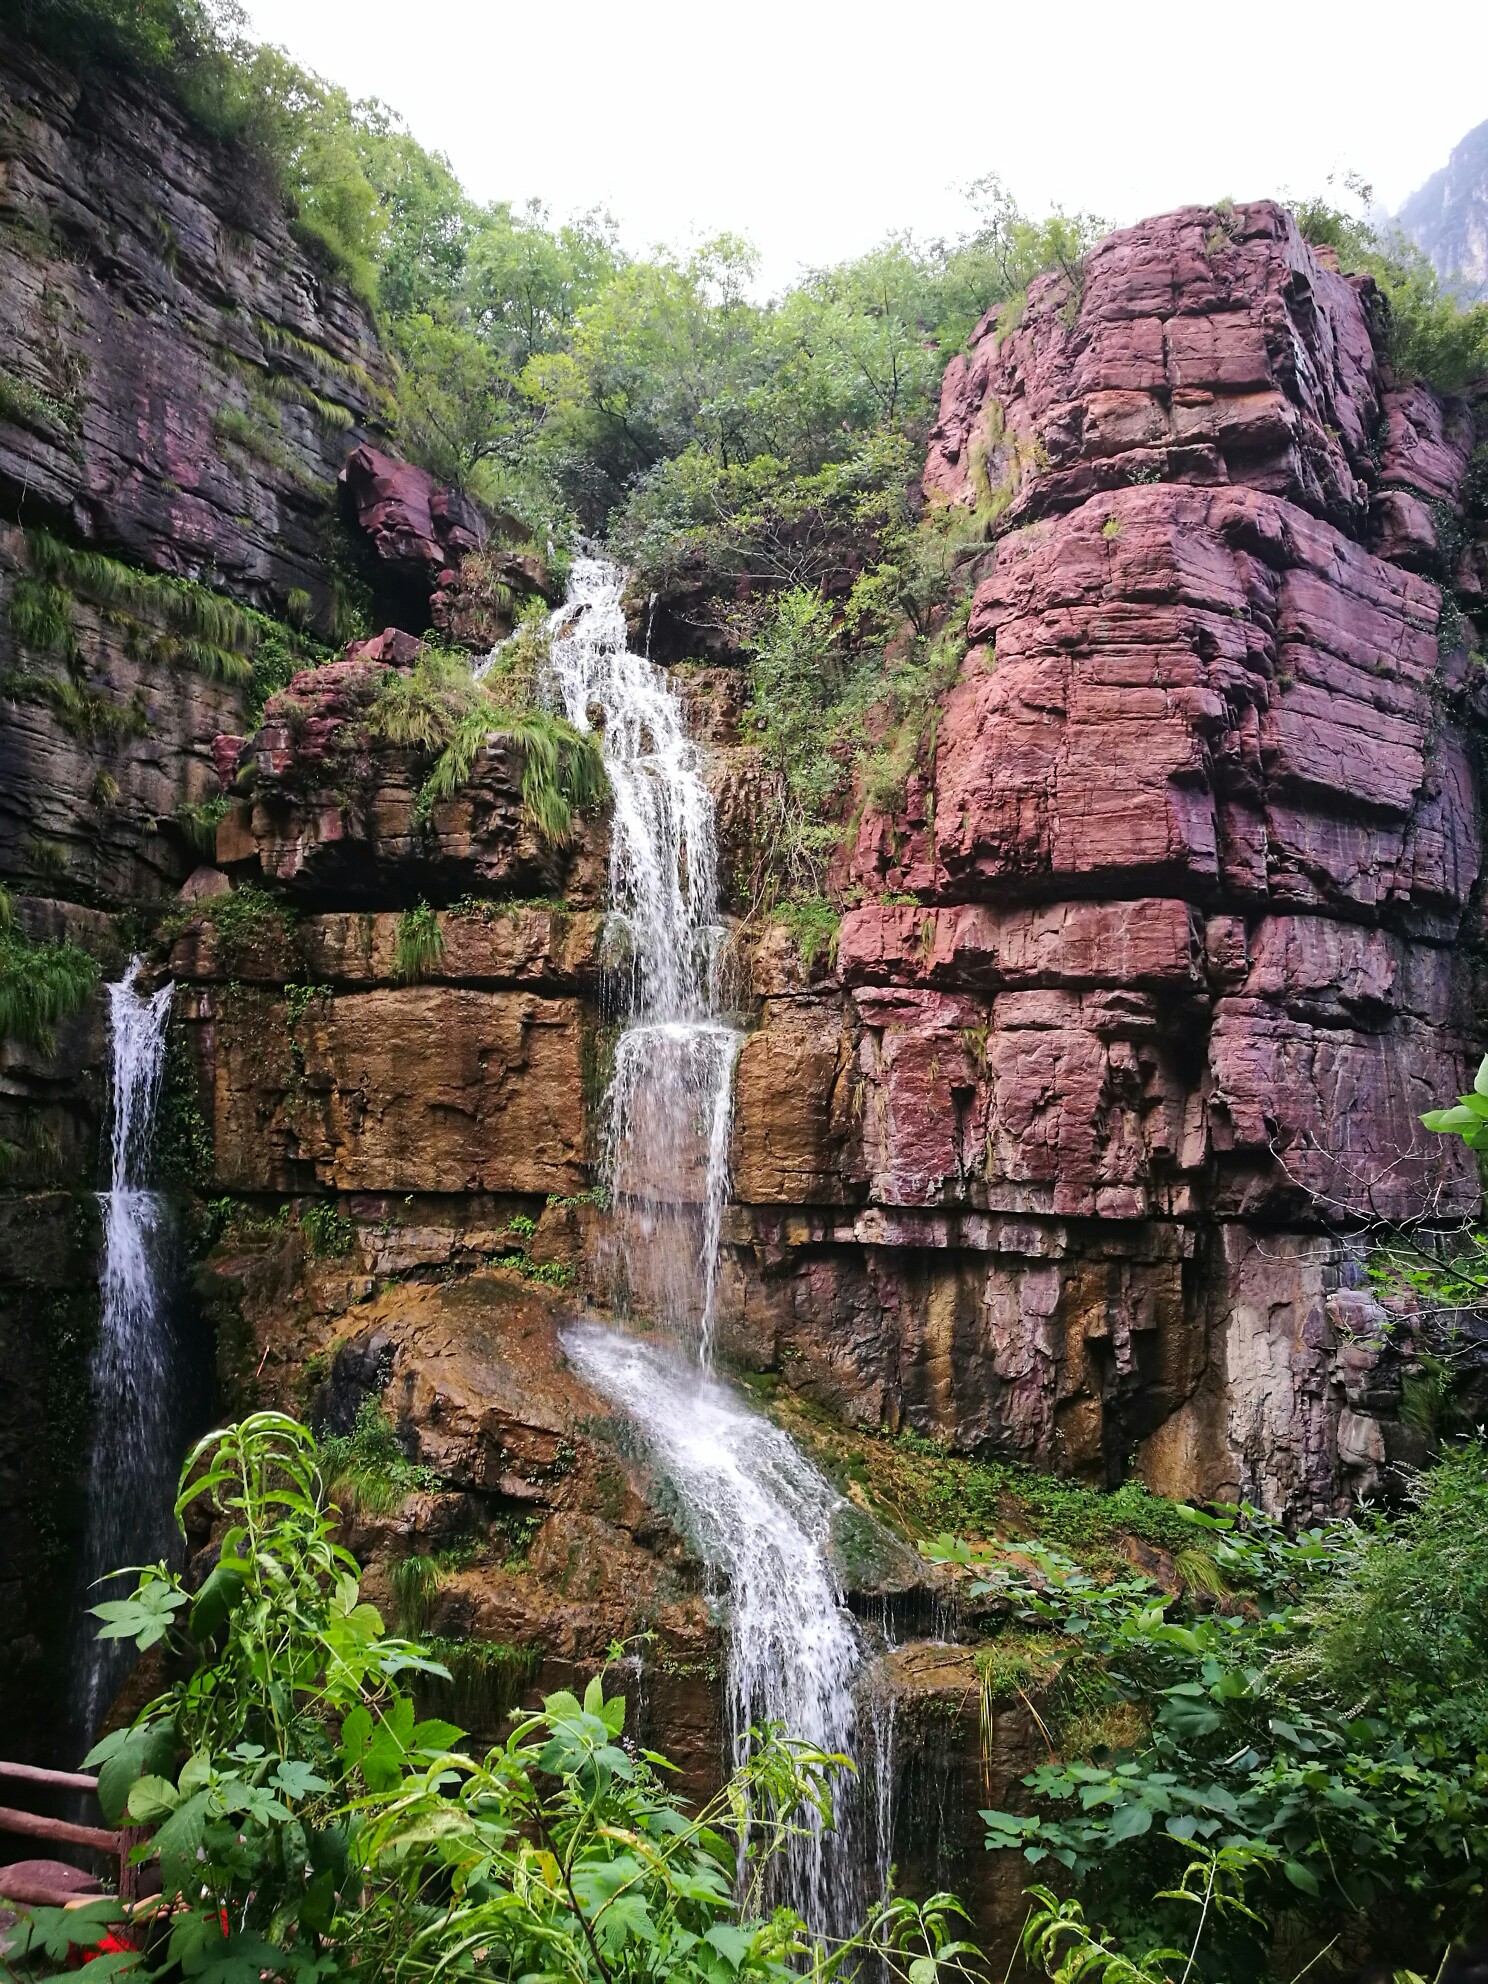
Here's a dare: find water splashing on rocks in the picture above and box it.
[561,1325,871,1933]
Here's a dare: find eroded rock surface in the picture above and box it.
[718,203,1487,1515]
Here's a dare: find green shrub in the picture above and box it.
[392,901,444,982]
[69,1412,964,1984]
[171,795,230,857]
[957,1446,1488,1975]
[1293,193,1488,393]
[8,575,77,656]
[318,1397,439,1515]
[768,897,841,970]
[199,884,291,968]
[300,1200,354,1259]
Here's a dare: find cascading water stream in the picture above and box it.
[541,556,738,1353]
[537,557,883,1929]
[73,962,179,1748]
[562,1325,867,1932]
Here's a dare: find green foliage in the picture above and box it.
[768,897,841,970]
[948,1449,1488,1973]
[0,664,152,742]
[413,1634,543,1732]
[9,573,77,655]
[0,892,99,1051]
[736,503,982,899]
[318,1397,440,1515]
[172,794,230,857]
[0,361,79,436]
[387,1553,444,1637]
[300,1200,354,1259]
[392,900,445,982]
[155,1025,214,1189]
[368,645,606,844]
[62,1408,982,1984]
[1290,1442,1488,1720]
[15,529,327,709]
[194,883,292,969]
[890,1430,1198,1561]
[1293,188,1488,393]
[1421,1050,1488,1151]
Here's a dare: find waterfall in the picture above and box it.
[562,1327,868,1931]
[74,962,179,1746]
[542,555,738,1354]
[544,558,879,1932]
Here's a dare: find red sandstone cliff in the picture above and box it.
[726,203,1487,1514]
[173,204,1488,1529]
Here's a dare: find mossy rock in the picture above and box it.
[827,1500,926,1597]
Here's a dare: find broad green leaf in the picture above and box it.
[153,1788,214,1901]
[704,1924,754,1971]
[1105,1800,1154,1842]
[6,1899,124,1960]
[127,1773,181,1822]
[189,1561,245,1642]
[1284,1859,1321,1895]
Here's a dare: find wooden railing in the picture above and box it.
[0,1761,147,1906]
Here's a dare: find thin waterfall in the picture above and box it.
[73,962,178,1746]
[541,557,883,1931]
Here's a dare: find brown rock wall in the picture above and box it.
[205,983,590,1198]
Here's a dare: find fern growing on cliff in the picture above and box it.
[21,529,326,699]
[369,646,606,845]
[0,887,99,1052]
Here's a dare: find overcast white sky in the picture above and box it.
[242,0,1488,296]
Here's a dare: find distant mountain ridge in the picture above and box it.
[1397,115,1488,298]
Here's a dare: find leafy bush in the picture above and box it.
[951,1449,1488,1976]
[62,1410,983,1984]
[318,1397,439,1515]
[1293,191,1488,393]
[300,1199,354,1259]
[740,518,977,899]
[192,882,292,969]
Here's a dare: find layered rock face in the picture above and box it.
[0,31,387,1747]
[173,209,1488,1538]
[0,29,390,908]
[721,205,1487,1515]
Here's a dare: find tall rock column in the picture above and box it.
[727,203,1486,1514]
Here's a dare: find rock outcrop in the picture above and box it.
[718,203,1487,1516]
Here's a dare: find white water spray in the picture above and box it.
[75,962,177,1744]
[562,1326,866,1930]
